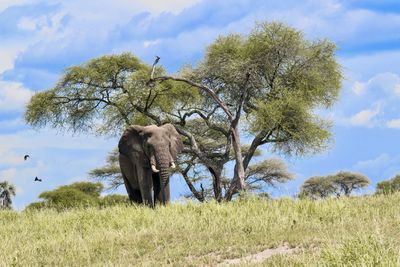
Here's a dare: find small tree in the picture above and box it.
[26,181,128,210]
[89,149,123,190]
[299,176,336,199]
[376,175,400,194]
[300,171,370,199]
[0,181,16,209]
[330,171,370,196]
[245,158,293,192]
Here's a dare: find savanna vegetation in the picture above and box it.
[1,194,400,266]
[376,175,400,195]
[299,171,370,199]
[25,21,342,201]
[2,20,397,266]
[26,182,129,211]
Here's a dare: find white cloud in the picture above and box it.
[17,16,37,31]
[143,39,160,48]
[0,129,116,151]
[136,0,203,14]
[349,104,381,127]
[353,153,400,182]
[0,118,24,129]
[0,81,33,111]
[0,0,33,12]
[0,44,26,74]
[350,73,400,97]
[387,119,400,129]
[0,147,25,165]
[342,51,400,81]
[351,81,365,95]
[394,84,400,96]
[354,153,391,170]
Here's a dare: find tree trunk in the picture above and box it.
[243,131,268,170]
[208,166,223,202]
[225,125,246,201]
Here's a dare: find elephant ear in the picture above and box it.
[118,125,145,156]
[161,123,183,160]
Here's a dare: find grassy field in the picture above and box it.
[1,194,400,266]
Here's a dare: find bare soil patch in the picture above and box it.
[215,242,299,266]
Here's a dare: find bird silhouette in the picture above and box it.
[154,55,160,64]
[34,177,42,182]
[24,155,30,160]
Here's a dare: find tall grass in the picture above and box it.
[1,194,400,266]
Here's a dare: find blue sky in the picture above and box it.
[1,0,400,209]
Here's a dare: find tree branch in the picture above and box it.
[150,57,233,121]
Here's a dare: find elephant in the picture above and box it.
[118,123,183,207]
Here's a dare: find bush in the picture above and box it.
[25,181,130,211]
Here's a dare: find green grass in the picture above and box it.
[1,194,400,266]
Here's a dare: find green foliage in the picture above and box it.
[376,175,400,194]
[245,158,294,188]
[89,149,123,190]
[2,194,400,265]
[331,171,370,196]
[97,194,130,207]
[26,181,128,211]
[300,171,370,199]
[190,21,342,156]
[25,53,201,136]
[252,95,332,155]
[299,176,336,199]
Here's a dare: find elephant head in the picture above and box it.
[138,124,183,187]
[119,123,183,203]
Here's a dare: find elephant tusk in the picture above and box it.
[170,162,176,169]
[151,164,160,173]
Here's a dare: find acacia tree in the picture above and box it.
[376,175,400,194]
[0,181,16,209]
[299,176,336,199]
[330,171,369,196]
[25,22,342,201]
[150,22,341,199]
[299,171,370,199]
[89,149,123,190]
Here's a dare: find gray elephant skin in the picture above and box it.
[118,124,183,207]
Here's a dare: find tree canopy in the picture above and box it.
[331,171,370,196]
[25,21,342,201]
[26,181,129,211]
[376,175,400,195]
[299,171,370,199]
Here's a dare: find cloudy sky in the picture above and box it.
[1,0,400,209]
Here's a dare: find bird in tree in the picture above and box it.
[0,181,16,209]
[24,155,30,160]
[34,177,42,182]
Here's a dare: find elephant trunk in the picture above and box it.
[154,148,171,202]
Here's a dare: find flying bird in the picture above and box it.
[34,177,42,182]
[24,155,30,160]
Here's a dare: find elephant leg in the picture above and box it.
[130,189,143,204]
[153,173,161,205]
[136,166,154,207]
[154,175,170,205]
[119,154,142,204]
